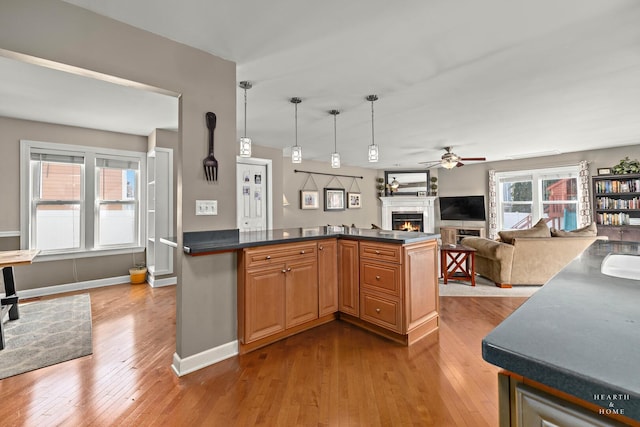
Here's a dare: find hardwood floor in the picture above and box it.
[0,284,526,426]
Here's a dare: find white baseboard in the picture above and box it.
[14,275,132,299]
[147,275,177,288]
[171,340,238,377]
[0,230,20,237]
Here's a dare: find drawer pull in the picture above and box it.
[281,269,287,273]
[319,246,323,251]
[265,255,271,260]
[375,250,381,254]
[300,250,305,254]
[287,267,292,272]
[375,308,381,313]
[375,275,381,280]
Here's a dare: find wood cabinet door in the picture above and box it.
[403,240,439,331]
[317,239,338,316]
[285,258,318,328]
[244,265,286,343]
[338,239,359,316]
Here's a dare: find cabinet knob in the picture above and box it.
[319,246,324,251]
[265,255,271,260]
[375,250,380,254]
[300,250,305,254]
[375,275,381,280]
[375,308,381,313]
[281,269,287,273]
[287,267,292,272]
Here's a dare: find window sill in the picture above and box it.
[32,246,145,263]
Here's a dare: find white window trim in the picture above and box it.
[494,165,581,232]
[20,140,146,260]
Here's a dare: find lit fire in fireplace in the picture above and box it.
[401,221,420,232]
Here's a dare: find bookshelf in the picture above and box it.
[592,173,640,241]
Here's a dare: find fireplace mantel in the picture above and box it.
[379,196,436,233]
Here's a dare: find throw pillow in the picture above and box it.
[551,222,597,237]
[498,218,551,244]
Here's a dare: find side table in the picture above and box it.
[440,244,476,286]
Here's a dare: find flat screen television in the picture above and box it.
[439,195,486,221]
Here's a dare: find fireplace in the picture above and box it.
[379,196,436,233]
[392,212,423,232]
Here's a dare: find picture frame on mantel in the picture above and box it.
[384,170,430,196]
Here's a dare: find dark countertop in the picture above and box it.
[482,239,640,421]
[160,226,440,254]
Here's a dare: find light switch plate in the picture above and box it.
[196,200,217,215]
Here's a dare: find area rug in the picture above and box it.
[0,294,93,379]
[439,276,540,297]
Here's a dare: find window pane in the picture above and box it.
[501,181,532,202]
[97,168,136,201]
[98,204,136,246]
[37,161,82,200]
[502,204,532,229]
[35,204,81,250]
[543,203,577,231]
[542,178,577,201]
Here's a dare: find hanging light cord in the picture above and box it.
[294,102,298,147]
[243,87,248,138]
[333,113,337,152]
[370,99,375,146]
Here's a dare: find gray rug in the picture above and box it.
[0,294,93,379]
[439,275,540,297]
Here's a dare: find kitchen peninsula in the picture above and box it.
[163,226,440,354]
[483,240,640,426]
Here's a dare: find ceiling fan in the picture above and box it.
[420,147,486,169]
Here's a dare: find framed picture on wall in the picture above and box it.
[347,192,361,209]
[324,188,345,211]
[300,190,319,210]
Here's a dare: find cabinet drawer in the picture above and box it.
[359,242,401,263]
[360,291,402,333]
[360,261,401,296]
[244,242,316,268]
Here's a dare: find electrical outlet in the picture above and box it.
[196,200,218,216]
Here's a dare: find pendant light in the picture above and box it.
[329,109,341,168]
[366,94,379,162]
[290,97,302,163]
[239,81,252,157]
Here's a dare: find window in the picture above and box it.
[496,166,580,231]
[21,140,145,256]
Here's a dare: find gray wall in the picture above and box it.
[282,159,382,228]
[436,144,640,232]
[0,116,147,289]
[0,0,236,359]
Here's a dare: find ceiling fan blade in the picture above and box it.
[456,162,464,167]
[418,160,441,166]
[459,157,486,161]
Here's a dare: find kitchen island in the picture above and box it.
[163,226,440,354]
[483,240,640,426]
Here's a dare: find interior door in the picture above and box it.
[236,158,272,232]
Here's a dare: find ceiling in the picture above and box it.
[6,0,640,169]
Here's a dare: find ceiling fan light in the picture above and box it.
[368,144,379,162]
[291,145,302,163]
[239,136,252,157]
[442,159,457,169]
[331,152,341,168]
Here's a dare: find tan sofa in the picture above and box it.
[460,234,600,287]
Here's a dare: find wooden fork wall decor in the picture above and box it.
[203,111,218,181]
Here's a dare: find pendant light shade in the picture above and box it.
[239,81,252,157]
[290,97,302,164]
[366,94,379,162]
[329,110,341,168]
